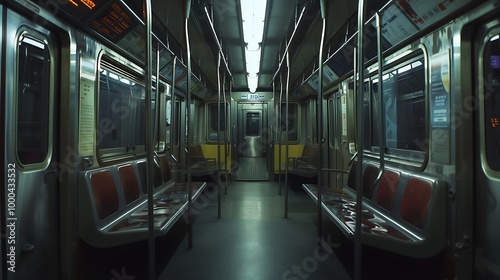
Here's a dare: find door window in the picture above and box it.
[16,34,51,165]
[246,112,260,136]
[483,34,500,171]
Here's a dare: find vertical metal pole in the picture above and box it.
[217,52,222,219]
[284,51,290,219]
[317,0,327,245]
[172,57,177,137]
[224,75,229,195]
[272,80,276,182]
[185,0,193,249]
[145,0,155,278]
[224,77,232,194]
[155,43,161,149]
[278,73,283,195]
[355,0,366,278]
[376,12,385,171]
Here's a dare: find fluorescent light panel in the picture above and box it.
[241,0,267,93]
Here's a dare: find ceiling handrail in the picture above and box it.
[270,4,307,85]
[203,6,233,78]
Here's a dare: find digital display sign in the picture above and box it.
[48,0,172,64]
[91,1,137,43]
[69,0,96,9]
[49,0,101,20]
[491,55,500,69]
[491,117,499,128]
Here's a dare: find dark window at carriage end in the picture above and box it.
[245,112,260,136]
[484,34,500,171]
[16,36,51,165]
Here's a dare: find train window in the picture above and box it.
[174,100,181,146]
[277,103,299,142]
[97,62,150,159]
[166,100,171,144]
[367,55,426,155]
[208,103,228,131]
[207,103,228,141]
[328,94,344,149]
[16,35,51,165]
[483,34,500,171]
[328,99,334,147]
[362,81,371,151]
[245,112,260,136]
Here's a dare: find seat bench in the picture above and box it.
[303,160,446,258]
[288,144,318,178]
[189,145,218,177]
[79,156,206,248]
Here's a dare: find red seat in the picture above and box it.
[363,165,379,199]
[376,170,400,211]
[159,156,172,183]
[90,170,119,220]
[118,165,140,205]
[137,161,163,193]
[400,177,433,229]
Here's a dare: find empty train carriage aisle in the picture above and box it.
[1,0,500,280]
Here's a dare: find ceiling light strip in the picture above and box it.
[241,0,267,92]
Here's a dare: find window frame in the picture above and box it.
[96,53,151,163]
[276,102,300,144]
[361,47,428,166]
[480,30,500,174]
[14,29,54,169]
[206,102,229,143]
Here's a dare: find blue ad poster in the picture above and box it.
[430,50,451,164]
[383,77,398,148]
[430,51,450,128]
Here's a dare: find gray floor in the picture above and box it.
[236,157,270,181]
[159,181,352,280]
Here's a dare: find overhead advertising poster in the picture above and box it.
[174,64,188,91]
[116,24,146,61]
[323,65,339,85]
[160,60,174,80]
[158,48,172,70]
[328,48,354,77]
[307,74,319,92]
[375,4,419,46]
[396,0,470,30]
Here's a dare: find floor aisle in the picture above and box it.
[159,181,351,280]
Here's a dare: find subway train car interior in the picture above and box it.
[2,0,500,279]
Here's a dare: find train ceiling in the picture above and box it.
[36,0,467,95]
[35,0,386,94]
[155,0,371,93]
